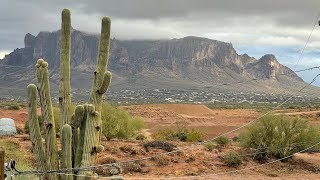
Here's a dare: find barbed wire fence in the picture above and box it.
[1,10,320,180]
[2,68,320,179]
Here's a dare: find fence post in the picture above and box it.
[0,150,4,180]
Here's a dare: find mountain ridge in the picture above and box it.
[0,29,314,98]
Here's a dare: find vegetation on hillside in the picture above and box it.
[101,102,145,140]
[240,115,320,161]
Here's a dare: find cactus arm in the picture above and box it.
[70,105,85,128]
[89,17,111,108]
[27,84,47,173]
[36,59,59,179]
[88,17,111,156]
[77,104,100,179]
[61,124,73,180]
[72,127,79,169]
[74,105,88,170]
[59,8,72,127]
[98,71,112,94]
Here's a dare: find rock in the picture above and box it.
[0,118,17,136]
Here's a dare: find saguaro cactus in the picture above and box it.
[60,8,72,127]
[27,8,112,180]
[89,17,112,147]
[27,84,47,172]
[61,124,73,180]
[36,59,59,180]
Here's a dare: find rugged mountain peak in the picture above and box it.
[0,30,304,93]
[259,54,278,63]
[24,33,36,48]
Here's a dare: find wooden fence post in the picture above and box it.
[0,150,4,180]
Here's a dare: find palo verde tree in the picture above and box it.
[27,9,112,180]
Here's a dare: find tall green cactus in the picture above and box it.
[27,84,47,173]
[36,59,59,180]
[27,8,112,180]
[89,17,112,146]
[61,124,73,180]
[60,8,72,127]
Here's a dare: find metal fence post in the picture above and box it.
[0,150,4,180]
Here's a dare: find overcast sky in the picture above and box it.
[0,0,320,84]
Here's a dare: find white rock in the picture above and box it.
[0,118,17,136]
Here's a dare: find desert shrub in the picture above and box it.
[119,145,139,155]
[232,136,240,142]
[122,162,142,173]
[204,142,214,151]
[96,156,121,176]
[135,134,146,140]
[7,104,20,110]
[143,140,176,152]
[240,115,320,161]
[214,136,230,146]
[152,125,204,142]
[101,103,145,140]
[152,129,178,141]
[186,129,204,142]
[223,152,242,168]
[316,112,320,117]
[151,155,169,167]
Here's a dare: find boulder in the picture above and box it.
[0,118,17,136]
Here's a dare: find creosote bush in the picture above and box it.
[223,152,242,168]
[240,115,320,161]
[101,103,145,140]
[152,120,204,142]
[7,104,20,110]
[214,136,230,146]
[204,142,215,151]
[143,140,176,152]
[151,155,169,167]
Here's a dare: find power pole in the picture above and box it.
[0,150,4,180]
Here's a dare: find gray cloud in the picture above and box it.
[0,0,319,54]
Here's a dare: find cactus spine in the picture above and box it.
[27,9,112,180]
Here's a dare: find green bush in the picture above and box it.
[151,155,169,167]
[8,104,20,110]
[152,129,178,141]
[152,121,204,142]
[186,129,204,142]
[205,142,214,151]
[135,134,146,141]
[240,115,320,161]
[143,140,176,152]
[214,136,230,146]
[223,152,242,168]
[101,103,145,140]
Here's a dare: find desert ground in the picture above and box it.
[1,103,320,179]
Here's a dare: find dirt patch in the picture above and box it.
[122,104,258,138]
[2,104,320,179]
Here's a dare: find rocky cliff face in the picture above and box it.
[0,30,303,93]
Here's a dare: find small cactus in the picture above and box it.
[61,124,73,180]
